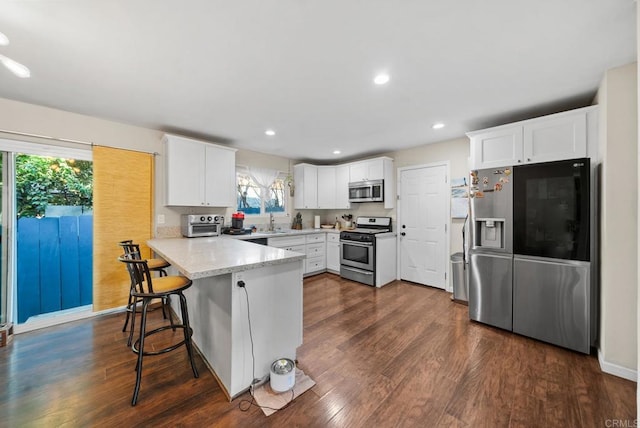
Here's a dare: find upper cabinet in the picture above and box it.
[349,159,385,182]
[468,106,596,169]
[293,164,318,209]
[164,134,237,207]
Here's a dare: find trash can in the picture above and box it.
[451,252,468,304]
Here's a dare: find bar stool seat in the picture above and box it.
[118,253,199,406]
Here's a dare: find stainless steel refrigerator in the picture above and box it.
[469,158,594,354]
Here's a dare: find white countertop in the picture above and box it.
[148,237,305,279]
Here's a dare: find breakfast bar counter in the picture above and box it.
[148,237,305,400]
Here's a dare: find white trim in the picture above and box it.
[0,137,92,161]
[396,161,451,291]
[13,305,126,334]
[598,348,638,381]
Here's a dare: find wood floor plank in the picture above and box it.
[0,273,635,427]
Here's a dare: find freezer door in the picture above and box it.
[513,255,590,354]
[469,251,513,331]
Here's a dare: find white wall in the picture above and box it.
[597,62,638,380]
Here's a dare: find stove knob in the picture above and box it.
[200,216,206,222]
[207,216,213,222]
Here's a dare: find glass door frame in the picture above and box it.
[0,138,92,331]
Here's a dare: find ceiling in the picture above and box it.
[0,1,636,163]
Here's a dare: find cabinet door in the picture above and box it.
[523,112,587,164]
[335,165,350,209]
[293,165,305,209]
[293,164,318,209]
[302,165,318,209]
[165,137,205,206]
[366,159,384,180]
[470,126,523,169]
[205,145,236,207]
[326,241,340,272]
[317,166,336,209]
[349,159,384,182]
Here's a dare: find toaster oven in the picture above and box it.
[181,214,224,238]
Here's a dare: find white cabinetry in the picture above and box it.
[316,166,350,209]
[293,164,318,209]
[305,233,326,275]
[294,156,394,209]
[335,165,350,209]
[326,232,340,273]
[267,235,306,253]
[268,233,326,275]
[164,134,237,207]
[468,106,595,169]
[349,158,385,182]
[317,166,336,209]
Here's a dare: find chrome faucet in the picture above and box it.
[268,213,275,231]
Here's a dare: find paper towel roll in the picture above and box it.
[314,215,320,229]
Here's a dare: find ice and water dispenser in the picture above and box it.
[474,218,506,249]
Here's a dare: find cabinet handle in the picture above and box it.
[527,158,531,162]
[517,159,521,163]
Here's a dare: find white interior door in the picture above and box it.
[398,164,448,289]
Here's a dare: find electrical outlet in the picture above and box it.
[157,214,165,224]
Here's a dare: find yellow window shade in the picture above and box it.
[93,146,154,311]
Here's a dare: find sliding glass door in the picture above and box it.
[0,139,93,329]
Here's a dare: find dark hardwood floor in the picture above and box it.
[0,273,635,427]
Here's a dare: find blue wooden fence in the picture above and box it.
[17,216,93,323]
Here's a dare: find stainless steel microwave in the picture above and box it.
[348,179,384,203]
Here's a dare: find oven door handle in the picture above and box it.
[341,266,374,275]
[340,240,373,247]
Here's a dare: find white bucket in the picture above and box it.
[270,358,295,392]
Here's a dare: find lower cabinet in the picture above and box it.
[326,233,340,273]
[268,233,326,276]
[305,234,326,275]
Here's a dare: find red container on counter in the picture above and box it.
[232,212,245,229]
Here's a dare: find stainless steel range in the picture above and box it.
[340,216,392,286]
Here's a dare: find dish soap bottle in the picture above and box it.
[335,217,340,230]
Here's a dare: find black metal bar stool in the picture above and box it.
[118,240,171,345]
[118,252,199,406]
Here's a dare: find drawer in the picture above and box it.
[306,256,326,273]
[268,236,306,248]
[306,243,325,256]
[283,244,306,253]
[327,233,340,243]
[306,233,326,244]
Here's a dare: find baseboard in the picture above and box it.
[598,348,638,381]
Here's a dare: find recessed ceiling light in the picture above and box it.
[0,32,9,46]
[373,73,390,85]
[0,55,30,78]
[432,123,445,130]
[265,129,276,136]
[333,150,341,155]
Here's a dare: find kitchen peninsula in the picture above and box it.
[147,237,305,399]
